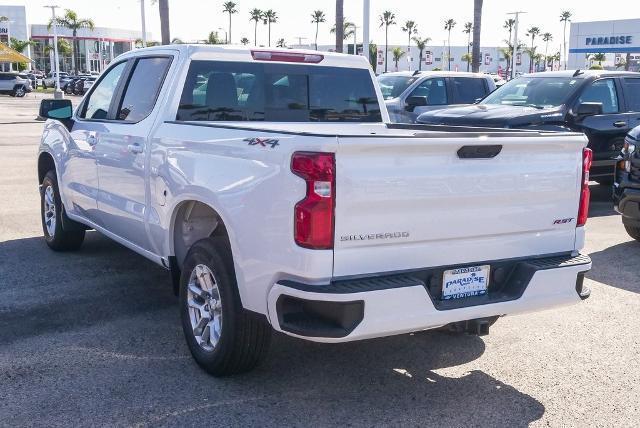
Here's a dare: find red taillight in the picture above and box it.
[291,152,335,249]
[251,50,324,63]
[577,148,593,226]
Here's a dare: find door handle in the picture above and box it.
[87,134,97,146]
[613,121,627,128]
[127,143,144,154]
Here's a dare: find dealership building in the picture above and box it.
[568,18,640,70]
[0,5,149,73]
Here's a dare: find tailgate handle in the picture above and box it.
[457,145,502,159]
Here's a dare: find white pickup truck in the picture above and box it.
[37,45,593,376]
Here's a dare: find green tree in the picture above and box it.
[525,26,540,72]
[542,32,553,70]
[249,8,262,45]
[471,0,483,73]
[444,18,456,71]
[368,42,377,69]
[171,37,183,44]
[222,2,237,44]
[240,37,250,45]
[401,20,417,69]
[263,9,277,47]
[8,38,35,71]
[591,52,606,66]
[311,10,326,50]
[392,47,405,71]
[463,22,473,71]
[462,52,472,71]
[560,11,572,70]
[205,31,223,44]
[330,20,355,40]
[412,36,431,71]
[379,11,396,73]
[48,9,95,73]
[503,19,515,75]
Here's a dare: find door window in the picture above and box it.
[409,78,447,105]
[117,57,172,122]
[451,77,487,103]
[80,61,126,120]
[578,79,619,114]
[623,78,640,112]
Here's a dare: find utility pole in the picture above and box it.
[140,0,147,47]
[294,36,307,47]
[44,5,63,98]
[507,11,526,80]
[363,0,370,63]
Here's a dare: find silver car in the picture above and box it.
[0,72,32,97]
[378,71,496,123]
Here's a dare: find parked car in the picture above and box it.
[63,77,81,95]
[0,72,31,97]
[25,72,38,89]
[377,71,496,123]
[17,73,34,93]
[37,45,592,376]
[613,124,640,241]
[82,76,97,94]
[417,70,640,183]
[72,77,88,95]
[43,71,71,89]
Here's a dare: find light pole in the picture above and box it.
[363,0,370,63]
[218,27,228,44]
[349,24,358,55]
[140,0,147,47]
[44,5,63,98]
[507,11,526,80]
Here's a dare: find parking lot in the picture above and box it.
[0,94,639,426]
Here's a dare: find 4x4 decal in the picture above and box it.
[244,137,279,148]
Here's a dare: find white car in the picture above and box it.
[36,45,592,376]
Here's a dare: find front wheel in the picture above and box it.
[624,225,640,242]
[180,237,271,376]
[13,86,26,97]
[41,170,85,251]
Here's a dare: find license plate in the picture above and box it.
[442,265,490,300]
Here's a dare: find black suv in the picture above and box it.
[417,70,640,183]
[613,125,640,241]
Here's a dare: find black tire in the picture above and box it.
[13,86,26,97]
[624,225,640,242]
[180,236,271,376]
[41,170,85,251]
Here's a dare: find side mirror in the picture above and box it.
[576,102,603,119]
[39,99,73,120]
[405,96,427,111]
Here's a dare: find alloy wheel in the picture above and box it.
[187,264,223,351]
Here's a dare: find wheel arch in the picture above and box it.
[38,151,57,184]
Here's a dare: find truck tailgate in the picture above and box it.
[333,133,586,277]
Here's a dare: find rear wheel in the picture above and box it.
[624,225,640,242]
[13,86,26,97]
[180,237,271,376]
[41,170,85,251]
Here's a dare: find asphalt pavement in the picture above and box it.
[0,94,638,427]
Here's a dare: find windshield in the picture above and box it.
[377,75,418,100]
[481,77,581,108]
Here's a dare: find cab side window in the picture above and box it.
[410,77,448,105]
[451,77,487,104]
[80,61,127,120]
[116,57,172,122]
[578,79,619,114]
[623,78,640,112]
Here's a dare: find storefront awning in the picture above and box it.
[0,42,31,63]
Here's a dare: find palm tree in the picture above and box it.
[591,53,606,66]
[412,36,431,71]
[401,20,417,70]
[48,9,94,74]
[526,26,540,72]
[503,19,515,75]
[463,22,473,71]
[330,20,356,40]
[263,9,277,47]
[471,0,483,73]
[560,11,572,70]
[8,38,35,71]
[276,38,286,48]
[542,32,553,70]
[499,46,512,75]
[311,10,326,51]
[379,11,396,73]
[222,2,237,44]
[392,47,405,71]
[444,19,456,71]
[249,9,262,46]
[43,39,72,73]
[335,0,344,53]
[240,37,250,45]
[156,0,170,45]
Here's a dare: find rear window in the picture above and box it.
[451,77,487,103]
[177,61,382,122]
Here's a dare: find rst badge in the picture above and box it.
[244,137,279,148]
[553,218,574,225]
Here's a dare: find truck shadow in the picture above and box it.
[588,183,617,218]
[586,240,640,294]
[0,233,545,426]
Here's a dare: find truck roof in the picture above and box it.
[380,70,488,78]
[522,69,640,79]
[121,44,372,69]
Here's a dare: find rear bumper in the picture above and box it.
[267,253,591,343]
